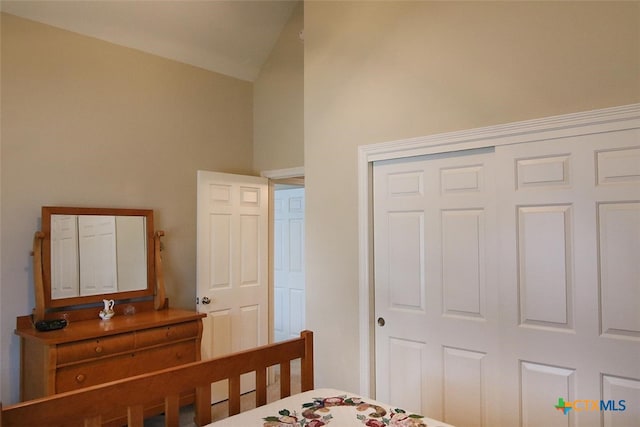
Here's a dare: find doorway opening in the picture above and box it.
[271,179,305,343]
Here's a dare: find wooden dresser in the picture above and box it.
[18,206,206,424]
[15,307,205,422]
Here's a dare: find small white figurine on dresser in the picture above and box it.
[99,299,115,320]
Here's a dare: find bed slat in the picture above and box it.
[280,362,291,398]
[194,384,212,426]
[229,376,241,416]
[256,368,267,407]
[164,394,180,426]
[127,404,144,427]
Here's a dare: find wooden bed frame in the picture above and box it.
[1,330,314,427]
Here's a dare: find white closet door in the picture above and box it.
[373,128,640,427]
[374,148,501,426]
[494,130,640,427]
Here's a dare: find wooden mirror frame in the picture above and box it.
[34,206,165,320]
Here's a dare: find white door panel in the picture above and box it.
[197,171,268,402]
[374,129,640,426]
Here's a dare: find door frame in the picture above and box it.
[261,166,305,345]
[356,103,640,398]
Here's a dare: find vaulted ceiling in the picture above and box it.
[0,0,299,81]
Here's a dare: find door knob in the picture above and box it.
[201,296,211,304]
[377,317,386,327]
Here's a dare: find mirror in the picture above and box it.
[41,207,156,309]
[50,214,147,298]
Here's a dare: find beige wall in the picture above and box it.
[304,1,640,392]
[253,2,304,173]
[0,13,253,403]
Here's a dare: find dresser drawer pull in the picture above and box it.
[94,346,103,354]
[75,374,86,384]
[165,329,174,338]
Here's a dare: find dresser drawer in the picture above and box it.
[57,333,135,365]
[131,341,197,374]
[55,341,197,393]
[135,321,200,348]
[56,353,134,392]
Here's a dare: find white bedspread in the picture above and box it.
[209,388,456,426]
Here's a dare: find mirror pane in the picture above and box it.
[50,214,148,298]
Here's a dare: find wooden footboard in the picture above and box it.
[1,330,313,427]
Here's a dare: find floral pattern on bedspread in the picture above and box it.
[262,394,428,427]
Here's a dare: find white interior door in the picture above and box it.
[373,129,640,427]
[274,187,306,342]
[197,170,269,401]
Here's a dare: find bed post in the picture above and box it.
[301,330,314,391]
